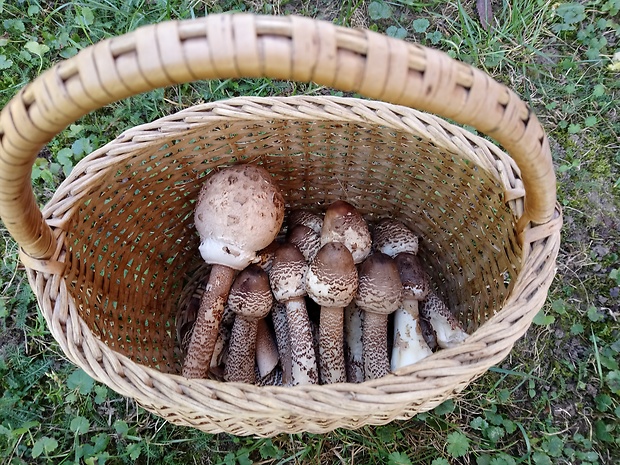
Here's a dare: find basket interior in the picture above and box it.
[57,100,522,374]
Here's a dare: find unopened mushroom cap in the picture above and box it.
[355,252,403,315]
[372,219,419,257]
[306,242,358,307]
[288,209,323,234]
[320,200,371,264]
[195,164,285,270]
[227,265,274,319]
[268,242,308,302]
[287,224,321,262]
[393,253,431,300]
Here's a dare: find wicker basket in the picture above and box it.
[0,14,562,436]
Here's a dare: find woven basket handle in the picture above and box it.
[0,14,556,260]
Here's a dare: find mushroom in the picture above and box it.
[287,224,320,262]
[270,301,292,386]
[182,164,284,379]
[420,291,469,349]
[320,200,372,264]
[372,218,419,257]
[224,265,274,383]
[288,209,323,234]
[391,253,434,370]
[306,242,358,384]
[355,252,403,380]
[344,302,365,383]
[268,242,318,385]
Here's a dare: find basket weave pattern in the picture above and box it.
[0,15,562,436]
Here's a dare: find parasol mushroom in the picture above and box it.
[355,252,403,379]
[287,224,321,262]
[268,242,318,385]
[182,164,284,379]
[391,253,434,370]
[372,218,419,257]
[320,200,372,264]
[224,265,274,383]
[306,242,358,384]
[288,209,323,234]
[420,291,469,349]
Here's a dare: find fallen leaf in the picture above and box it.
[476,0,494,30]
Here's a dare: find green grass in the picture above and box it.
[1,0,619,463]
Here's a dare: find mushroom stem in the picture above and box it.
[318,306,346,384]
[285,298,319,385]
[344,303,364,383]
[256,318,279,378]
[225,315,259,384]
[391,301,433,371]
[362,311,390,379]
[182,265,236,379]
[271,302,292,386]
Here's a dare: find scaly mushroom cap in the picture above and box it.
[355,253,403,315]
[288,209,323,234]
[227,265,274,319]
[420,291,469,349]
[320,200,371,264]
[393,253,431,301]
[195,164,285,270]
[306,242,358,307]
[287,224,321,262]
[269,243,308,302]
[372,219,419,257]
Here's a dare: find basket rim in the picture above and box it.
[21,93,564,436]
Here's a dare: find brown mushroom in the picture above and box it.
[306,242,358,384]
[355,252,403,380]
[268,243,318,385]
[372,218,419,257]
[182,164,284,379]
[320,200,371,264]
[288,209,323,234]
[287,224,320,262]
[420,291,469,349]
[391,253,434,370]
[224,265,274,383]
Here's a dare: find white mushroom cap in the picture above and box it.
[195,164,285,270]
[320,201,372,264]
[372,219,419,257]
